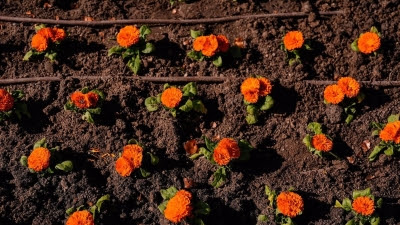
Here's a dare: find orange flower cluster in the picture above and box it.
[240,77,272,103]
[27,147,51,172]
[66,210,95,225]
[312,134,333,152]
[283,31,304,51]
[70,91,99,109]
[324,77,360,104]
[352,196,375,216]
[357,32,380,54]
[117,26,140,48]
[161,87,183,108]
[276,192,304,218]
[379,121,400,143]
[115,144,143,177]
[193,34,230,57]
[0,89,14,112]
[164,190,193,223]
[213,138,240,166]
[31,27,66,52]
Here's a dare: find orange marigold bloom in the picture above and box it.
[352,196,375,216]
[66,210,95,225]
[213,138,240,166]
[50,28,66,42]
[241,78,260,103]
[31,33,48,52]
[27,147,51,172]
[37,28,53,39]
[201,35,219,57]
[276,192,304,218]
[115,157,134,177]
[161,87,183,108]
[283,31,304,51]
[117,26,140,48]
[324,84,345,104]
[193,36,208,52]
[216,35,230,52]
[258,77,272,97]
[71,91,87,109]
[0,89,14,112]
[338,77,360,98]
[312,134,333,152]
[357,32,380,54]
[122,144,143,169]
[164,190,193,223]
[379,121,400,144]
[85,92,99,108]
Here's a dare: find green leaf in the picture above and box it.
[122,48,136,59]
[11,90,25,99]
[187,50,204,61]
[142,43,155,54]
[89,205,97,219]
[345,114,354,124]
[211,167,226,188]
[258,214,268,222]
[193,201,210,215]
[145,97,159,112]
[20,156,28,167]
[246,114,257,125]
[127,54,141,75]
[139,168,150,177]
[246,105,258,115]
[139,25,151,38]
[86,107,101,115]
[14,102,31,119]
[342,198,352,211]
[387,114,399,123]
[82,111,94,123]
[193,218,205,225]
[308,122,322,134]
[127,139,139,145]
[108,46,125,56]
[238,139,253,161]
[55,161,73,172]
[160,186,178,200]
[260,95,274,111]
[265,186,276,207]
[23,50,34,61]
[212,56,223,67]
[81,87,89,94]
[163,83,170,90]
[204,136,217,152]
[158,201,168,213]
[179,99,193,112]
[34,24,46,31]
[90,89,105,101]
[182,82,197,97]
[384,145,394,156]
[376,198,383,208]
[65,207,76,215]
[95,194,110,213]
[334,200,342,208]
[345,219,355,225]
[370,216,380,225]
[34,138,47,149]
[170,108,177,117]
[229,45,241,58]
[372,130,380,136]
[147,152,159,165]
[199,147,212,161]
[370,26,379,35]
[304,44,312,50]
[352,188,371,199]
[44,52,57,61]
[303,135,312,148]
[351,39,359,52]
[192,100,207,114]
[190,30,203,39]
[369,143,385,161]
[356,92,365,103]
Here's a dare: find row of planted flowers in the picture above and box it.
[22,24,381,73]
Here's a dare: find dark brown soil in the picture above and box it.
[1,0,400,225]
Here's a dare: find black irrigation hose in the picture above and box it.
[0,11,344,26]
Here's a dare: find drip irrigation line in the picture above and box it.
[0,11,344,26]
[304,80,400,87]
[0,77,61,85]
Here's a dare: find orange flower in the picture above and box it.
[213,138,240,166]
[71,91,99,109]
[85,92,99,108]
[37,28,53,39]
[324,84,345,104]
[161,87,183,108]
[240,78,260,103]
[312,134,333,152]
[122,144,143,169]
[216,35,230,52]
[193,36,208,52]
[164,190,193,223]
[357,32,380,54]
[283,31,304,51]
[379,121,400,143]
[352,196,375,216]
[258,77,272,97]
[115,157,134,177]
[201,35,219,57]
[31,33,48,52]
[0,89,14,112]
[276,192,304,218]
[50,28,66,42]
[27,147,51,172]
[338,77,360,98]
[117,26,140,48]
[66,210,95,225]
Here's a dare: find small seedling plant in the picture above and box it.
[303,122,338,158]
[20,138,73,174]
[145,82,207,117]
[187,136,253,188]
[351,26,381,55]
[187,30,241,67]
[115,139,159,178]
[369,114,400,161]
[108,25,155,74]
[64,87,105,124]
[24,24,66,61]
[0,88,30,122]
[158,186,210,224]
[335,188,382,225]
[280,31,311,66]
[258,186,304,225]
[66,194,110,224]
